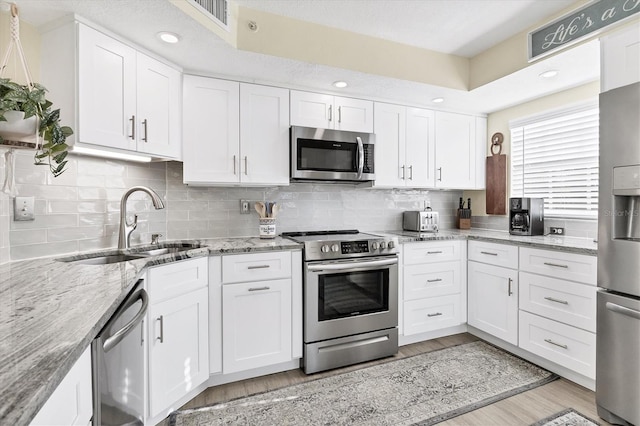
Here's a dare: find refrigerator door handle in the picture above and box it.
[606,301,640,320]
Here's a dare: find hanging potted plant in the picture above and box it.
[0,78,73,177]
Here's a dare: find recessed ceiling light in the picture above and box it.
[432,97,444,103]
[157,31,181,44]
[333,81,348,88]
[539,70,558,79]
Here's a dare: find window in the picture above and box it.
[510,101,599,219]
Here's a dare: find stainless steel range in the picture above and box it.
[282,230,399,374]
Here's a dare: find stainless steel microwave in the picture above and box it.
[290,126,375,182]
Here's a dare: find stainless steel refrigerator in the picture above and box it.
[597,81,640,426]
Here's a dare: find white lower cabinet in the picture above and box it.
[30,347,92,426]
[217,250,303,376]
[146,258,209,419]
[467,252,519,345]
[519,311,596,378]
[222,279,293,373]
[401,241,466,338]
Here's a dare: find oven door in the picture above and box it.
[304,256,398,343]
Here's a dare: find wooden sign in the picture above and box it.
[529,0,640,61]
[486,133,507,215]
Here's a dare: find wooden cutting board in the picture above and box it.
[486,133,507,215]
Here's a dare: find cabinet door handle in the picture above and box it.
[508,278,513,296]
[427,251,443,254]
[480,251,498,256]
[437,167,442,182]
[408,165,413,180]
[544,338,568,349]
[142,119,148,142]
[544,262,569,269]
[400,165,405,180]
[244,156,248,175]
[129,115,136,140]
[247,264,270,269]
[157,315,164,343]
[544,296,569,305]
[248,286,270,292]
[338,106,342,123]
[427,312,443,317]
[233,155,237,175]
[328,105,332,122]
[427,278,442,283]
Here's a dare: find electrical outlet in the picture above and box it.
[550,227,565,235]
[240,199,250,214]
[14,196,35,221]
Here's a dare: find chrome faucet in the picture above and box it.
[118,186,165,250]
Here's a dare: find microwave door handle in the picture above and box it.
[356,136,364,179]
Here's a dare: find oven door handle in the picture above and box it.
[307,257,398,272]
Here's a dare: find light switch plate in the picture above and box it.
[14,196,35,221]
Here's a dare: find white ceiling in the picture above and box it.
[5,0,600,115]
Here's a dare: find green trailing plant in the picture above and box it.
[0,78,73,177]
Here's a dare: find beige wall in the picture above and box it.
[0,12,41,83]
[464,80,600,216]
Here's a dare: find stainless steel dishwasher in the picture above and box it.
[92,279,148,426]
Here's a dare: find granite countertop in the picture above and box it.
[0,236,302,426]
[381,229,598,256]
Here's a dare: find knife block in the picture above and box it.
[456,209,471,229]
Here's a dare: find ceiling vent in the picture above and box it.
[187,0,229,30]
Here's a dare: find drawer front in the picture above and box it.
[519,247,596,285]
[222,251,292,283]
[403,240,463,265]
[403,295,463,335]
[148,257,208,302]
[404,261,462,300]
[519,272,596,332]
[468,240,518,269]
[519,311,596,379]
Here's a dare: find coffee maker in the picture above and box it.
[509,197,544,235]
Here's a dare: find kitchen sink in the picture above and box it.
[56,243,206,265]
[58,253,148,265]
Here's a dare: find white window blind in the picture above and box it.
[510,101,599,219]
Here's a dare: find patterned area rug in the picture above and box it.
[531,408,600,426]
[169,341,558,426]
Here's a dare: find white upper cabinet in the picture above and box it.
[183,76,240,184]
[601,22,640,92]
[41,21,182,159]
[434,111,486,189]
[290,90,374,133]
[374,103,435,188]
[183,76,289,186]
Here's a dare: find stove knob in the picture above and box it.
[379,241,387,249]
[331,244,340,252]
[321,245,330,253]
[371,242,379,250]
[387,241,395,249]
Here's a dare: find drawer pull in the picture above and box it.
[544,338,568,349]
[248,286,270,292]
[480,251,498,256]
[544,296,569,305]
[508,278,513,296]
[544,262,569,269]
[427,251,443,254]
[427,312,443,317]
[247,265,270,270]
[606,302,640,320]
[427,278,443,283]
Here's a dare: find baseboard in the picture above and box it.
[207,358,302,386]
[468,326,595,391]
[399,324,468,346]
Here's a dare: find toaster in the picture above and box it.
[403,211,439,232]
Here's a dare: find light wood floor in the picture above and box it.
[163,333,609,425]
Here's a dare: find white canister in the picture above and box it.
[259,218,276,239]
